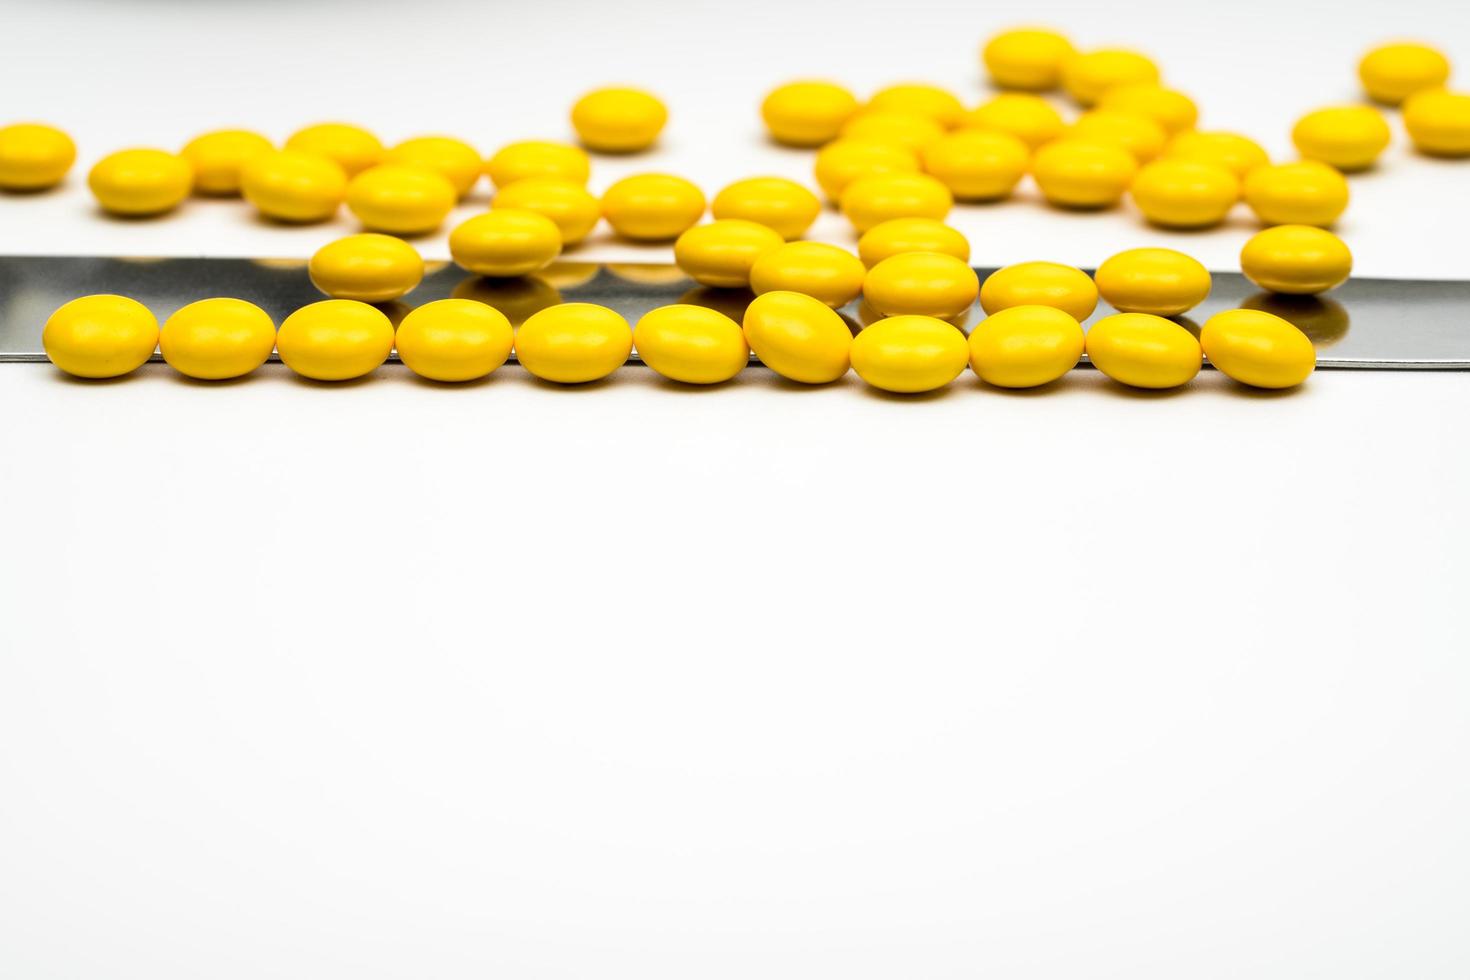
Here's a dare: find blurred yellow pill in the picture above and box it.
[1358,42,1450,106]
[285,123,382,176]
[813,138,920,202]
[920,129,1029,201]
[491,177,600,244]
[1030,139,1138,209]
[1085,313,1201,388]
[982,28,1075,91]
[1097,84,1198,135]
[276,300,394,381]
[634,304,749,384]
[981,262,1098,320]
[601,173,706,241]
[866,83,965,129]
[857,218,969,268]
[1200,308,1316,388]
[486,140,590,188]
[0,122,76,190]
[571,88,667,153]
[839,171,952,232]
[968,305,1084,388]
[1129,159,1239,228]
[1163,130,1269,180]
[674,219,784,288]
[42,294,158,378]
[1070,110,1168,162]
[240,150,347,223]
[840,111,946,154]
[1062,49,1160,106]
[710,176,821,240]
[1240,224,1352,295]
[1292,106,1391,172]
[180,129,273,196]
[761,80,861,146]
[851,315,968,393]
[863,252,978,319]
[749,242,866,307]
[1242,161,1349,227]
[88,148,192,216]
[385,136,482,197]
[960,94,1065,149]
[450,209,562,277]
[309,233,425,301]
[1095,248,1211,316]
[742,290,852,383]
[515,303,632,383]
[394,299,514,382]
[159,298,276,380]
[346,164,457,234]
[1402,90,1470,157]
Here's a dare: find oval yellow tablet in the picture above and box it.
[240,150,347,223]
[674,219,785,288]
[159,298,276,380]
[857,218,970,268]
[394,299,514,382]
[42,294,158,378]
[982,28,1075,91]
[866,83,965,129]
[485,140,590,188]
[634,304,749,384]
[1292,106,1391,172]
[284,123,383,176]
[1070,110,1168,162]
[276,300,394,381]
[0,122,76,190]
[749,242,866,308]
[742,290,852,383]
[491,177,601,244]
[1030,139,1138,209]
[1402,90,1470,158]
[981,262,1098,320]
[863,252,978,319]
[345,164,457,234]
[88,148,192,216]
[839,171,952,232]
[1163,130,1269,180]
[180,129,273,196]
[384,136,482,197]
[1242,161,1349,227]
[1239,225,1352,295]
[1200,308,1315,388]
[813,138,920,202]
[761,80,860,146]
[1085,312,1201,389]
[960,93,1065,149]
[839,111,946,153]
[1358,42,1450,106]
[1062,49,1160,106]
[1129,159,1239,228]
[571,88,668,153]
[1095,248,1211,316]
[710,177,821,240]
[309,233,425,302]
[1097,84,1198,135]
[968,305,1084,388]
[851,315,968,393]
[601,173,706,241]
[921,129,1029,201]
[515,303,632,383]
[449,209,563,277]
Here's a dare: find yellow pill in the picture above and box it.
[634,305,749,384]
[284,123,383,176]
[601,173,706,241]
[749,242,866,308]
[761,80,860,146]
[485,140,590,188]
[449,209,562,277]
[839,171,952,232]
[863,252,978,319]
[1200,309,1315,388]
[851,315,968,393]
[1242,161,1349,227]
[866,83,965,129]
[710,176,821,240]
[981,262,1098,320]
[982,28,1075,91]
[857,218,970,268]
[159,298,276,380]
[571,88,667,153]
[1085,313,1201,389]
[840,111,947,155]
[921,130,1029,201]
[179,130,273,196]
[742,290,852,384]
[674,219,785,288]
[1402,90,1470,158]
[1292,106,1391,172]
[394,299,514,382]
[1163,130,1269,180]
[968,305,1084,388]
[240,150,347,223]
[960,93,1065,149]
[813,138,920,202]
[309,233,425,302]
[491,177,600,244]
[0,122,76,190]
[515,303,632,383]
[1095,248,1211,316]
[1070,110,1168,162]
[88,148,192,216]
[1030,139,1138,209]
[42,294,158,379]
[276,300,394,381]
[1358,42,1450,106]
[346,164,457,235]
[384,136,482,197]
[1129,159,1239,229]
[1097,84,1198,135]
[1062,49,1160,106]
[1240,224,1352,295]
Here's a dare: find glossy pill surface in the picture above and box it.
[840,111,946,153]
[866,83,965,129]
[450,209,562,277]
[602,173,706,241]
[276,300,394,381]
[1402,90,1470,157]
[515,303,632,383]
[571,88,667,153]
[346,164,457,234]
[863,252,978,319]
[711,177,821,240]
[1292,106,1391,172]
[982,28,1075,91]
[839,171,952,232]
[180,130,273,196]
[240,150,347,223]
[858,218,969,268]
[749,242,865,307]
[1129,159,1239,228]
[1030,139,1138,209]
[961,94,1064,148]
[921,130,1029,201]
[285,123,382,176]
[1242,161,1349,227]
[309,233,424,301]
[0,122,76,190]
[851,316,968,393]
[1163,130,1268,180]
[742,290,852,383]
[634,305,749,384]
[1240,225,1352,295]
[968,305,1084,388]
[981,262,1098,320]
[1358,42,1450,105]
[486,140,590,188]
[43,295,158,378]
[88,149,192,216]
[1095,248,1211,316]
[1097,84,1198,135]
[674,219,785,288]
[813,138,920,201]
[1071,110,1168,162]
[1085,313,1201,388]
[1200,309,1315,388]
[394,299,514,382]
[1062,49,1160,106]
[491,177,600,244]
[385,136,482,197]
[159,298,276,380]
[761,80,860,146]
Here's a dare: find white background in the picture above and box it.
[2,0,1469,977]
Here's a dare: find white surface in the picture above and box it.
[3,1,1470,978]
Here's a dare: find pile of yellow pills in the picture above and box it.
[42,294,159,378]
[394,299,514,382]
[961,94,1065,149]
[866,83,965,129]
[571,88,668,153]
[967,306,1085,388]
[741,290,852,384]
[1291,106,1392,172]
[449,209,563,277]
[1030,139,1139,209]
[384,136,482,197]
[309,233,424,301]
[276,299,395,381]
[850,315,969,393]
[674,219,784,288]
[240,150,347,223]
[1085,312,1201,389]
[1061,49,1161,106]
[857,218,969,268]
[515,303,632,383]
[839,171,952,232]
[345,164,457,235]
[710,176,821,240]
[1097,84,1199,135]
[285,123,382,177]
[749,241,866,307]
[1163,130,1269,180]
[761,80,861,146]
[1070,110,1168,162]
[1358,41,1451,105]
[88,148,193,216]
[159,298,276,380]
[486,140,590,188]
[920,129,1029,201]
[981,262,1098,320]
[1402,90,1470,157]
[180,130,273,196]
[1129,159,1239,228]
[1200,309,1316,388]
[601,173,706,241]
[0,122,76,190]
[1094,248,1211,316]
[491,177,601,244]
[633,305,749,384]
[840,111,946,152]
[813,138,920,201]
[1242,160,1349,227]
[1239,224,1353,295]
[982,28,1075,91]
[863,252,978,319]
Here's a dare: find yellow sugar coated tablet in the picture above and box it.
[920,129,1029,201]
[180,130,273,196]
[761,80,861,146]
[839,171,952,232]
[42,294,158,379]
[674,219,785,288]
[159,298,276,380]
[863,252,978,319]
[742,290,852,383]
[1070,110,1168,162]
[1402,90,1470,158]
[1201,309,1315,388]
[309,233,425,302]
[276,300,394,381]
[857,218,970,268]
[1242,161,1349,227]
[450,209,563,277]
[491,177,601,244]
[840,111,947,153]
[1359,42,1451,106]
[749,241,866,307]
[1094,248,1211,316]
[1097,84,1198,135]
[961,94,1065,149]
[1163,130,1269,180]
[486,140,590,188]
[515,303,632,383]
[240,150,347,223]
[850,315,968,393]
[1239,225,1352,295]
[384,136,482,197]
[571,88,668,153]
[982,28,1075,91]
[968,306,1084,388]
[633,305,750,384]
[0,122,77,190]
[1062,49,1160,107]
[710,177,821,240]
[1129,159,1239,229]
[981,262,1098,320]
[601,173,706,241]
[1292,106,1392,172]
[1030,139,1139,209]
[813,138,920,202]
[285,123,383,177]
[1085,312,1201,389]
[346,164,457,234]
[394,299,514,382]
[88,148,192,216]
[866,83,966,129]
